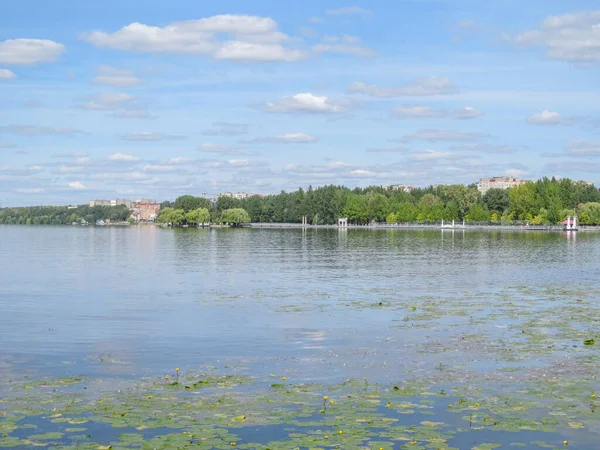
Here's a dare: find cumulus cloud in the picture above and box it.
[121,132,185,141]
[262,92,348,113]
[202,122,249,136]
[566,140,600,156]
[513,11,600,63]
[527,109,575,125]
[68,181,86,189]
[0,125,83,136]
[109,152,140,161]
[325,7,372,17]
[78,93,134,110]
[82,15,305,63]
[314,34,377,57]
[0,39,65,65]
[402,129,487,142]
[348,77,456,97]
[92,66,142,86]
[0,68,16,79]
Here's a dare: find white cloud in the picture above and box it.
[0,68,16,79]
[202,122,249,136]
[349,169,374,176]
[15,188,46,194]
[0,142,16,149]
[454,106,484,119]
[93,66,142,86]
[276,133,317,143]
[122,132,185,141]
[198,143,255,156]
[68,181,86,190]
[168,157,189,164]
[513,11,600,63]
[566,140,600,156]
[82,15,304,63]
[308,16,325,24]
[227,159,249,167]
[263,93,347,113]
[409,150,457,161]
[392,105,483,119]
[314,34,376,57]
[392,105,447,118]
[0,125,83,136]
[527,109,574,125]
[0,39,65,65]
[325,7,372,17]
[402,129,487,142]
[109,152,140,162]
[79,93,133,110]
[143,164,175,172]
[348,77,456,97]
[244,133,317,143]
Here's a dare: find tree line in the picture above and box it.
[0,205,131,225]
[159,178,600,226]
[2,177,599,227]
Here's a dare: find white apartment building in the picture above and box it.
[477,177,530,195]
[218,192,254,200]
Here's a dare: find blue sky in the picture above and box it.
[1,0,600,206]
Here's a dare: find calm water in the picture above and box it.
[0,225,598,380]
[1,225,599,448]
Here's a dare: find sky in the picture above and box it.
[1,0,600,206]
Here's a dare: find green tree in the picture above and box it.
[343,194,368,224]
[483,188,510,213]
[221,208,251,225]
[185,208,211,226]
[465,203,491,222]
[173,195,212,212]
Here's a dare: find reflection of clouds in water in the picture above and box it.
[293,330,326,349]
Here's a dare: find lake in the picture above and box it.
[1,225,599,449]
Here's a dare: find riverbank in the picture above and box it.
[249,222,600,232]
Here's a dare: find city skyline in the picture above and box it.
[2,0,600,206]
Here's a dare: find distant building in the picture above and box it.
[89,199,112,207]
[387,185,415,193]
[131,201,161,222]
[110,198,133,209]
[67,205,78,210]
[135,198,157,204]
[218,192,259,200]
[477,177,530,194]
